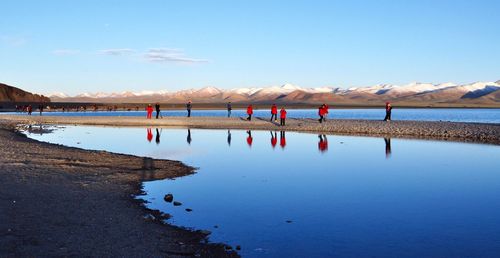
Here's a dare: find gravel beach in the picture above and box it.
[0,119,238,257]
[1,114,499,145]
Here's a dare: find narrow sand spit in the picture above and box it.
[1,115,499,144]
[0,120,238,257]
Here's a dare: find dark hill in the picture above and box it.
[0,83,50,102]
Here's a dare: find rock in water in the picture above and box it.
[173,201,182,206]
[163,194,173,202]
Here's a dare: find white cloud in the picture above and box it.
[144,48,208,63]
[100,48,134,56]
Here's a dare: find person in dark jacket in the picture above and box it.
[155,103,161,119]
[384,102,392,121]
[186,101,192,117]
[227,102,232,117]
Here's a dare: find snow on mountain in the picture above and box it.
[49,92,69,98]
[386,82,456,95]
[453,81,499,92]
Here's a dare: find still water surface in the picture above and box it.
[8,108,500,123]
[25,126,500,257]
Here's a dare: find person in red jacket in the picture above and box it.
[246,104,253,121]
[384,102,392,121]
[280,107,287,126]
[270,131,277,148]
[146,104,153,119]
[318,104,326,123]
[270,104,278,122]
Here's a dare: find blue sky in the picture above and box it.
[1,0,499,95]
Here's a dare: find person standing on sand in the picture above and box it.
[155,103,161,119]
[384,102,392,121]
[227,102,232,117]
[38,104,44,116]
[246,104,253,121]
[318,104,326,123]
[270,104,278,122]
[280,107,287,126]
[146,104,153,119]
[186,101,192,117]
[27,105,32,115]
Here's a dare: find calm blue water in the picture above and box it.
[24,126,500,257]
[7,108,500,123]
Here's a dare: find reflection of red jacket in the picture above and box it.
[247,136,253,146]
[271,105,277,114]
[280,109,287,119]
[280,137,286,148]
[147,128,153,142]
[247,106,253,115]
[319,140,328,152]
[271,137,277,148]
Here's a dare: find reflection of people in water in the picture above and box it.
[384,138,391,158]
[270,131,277,148]
[227,130,232,146]
[147,128,153,142]
[318,135,328,152]
[187,129,192,145]
[155,128,161,145]
[246,130,253,147]
[280,131,286,149]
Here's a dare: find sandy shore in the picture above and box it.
[0,120,238,257]
[1,114,499,145]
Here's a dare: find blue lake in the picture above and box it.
[24,126,500,257]
[7,108,500,123]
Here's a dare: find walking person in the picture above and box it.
[246,104,253,121]
[318,104,326,123]
[146,104,153,119]
[227,102,232,117]
[323,104,329,121]
[270,104,278,122]
[27,105,32,115]
[155,103,161,119]
[384,102,392,121]
[186,101,192,117]
[38,104,44,116]
[280,107,287,126]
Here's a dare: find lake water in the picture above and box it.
[7,108,500,123]
[24,126,500,257]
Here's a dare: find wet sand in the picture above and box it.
[0,120,238,257]
[1,114,499,145]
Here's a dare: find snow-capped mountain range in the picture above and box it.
[48,81,500,105]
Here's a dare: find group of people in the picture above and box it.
[145,101,394,123]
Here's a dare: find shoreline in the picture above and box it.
[1,115,499,145]
[0,120,238,257]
